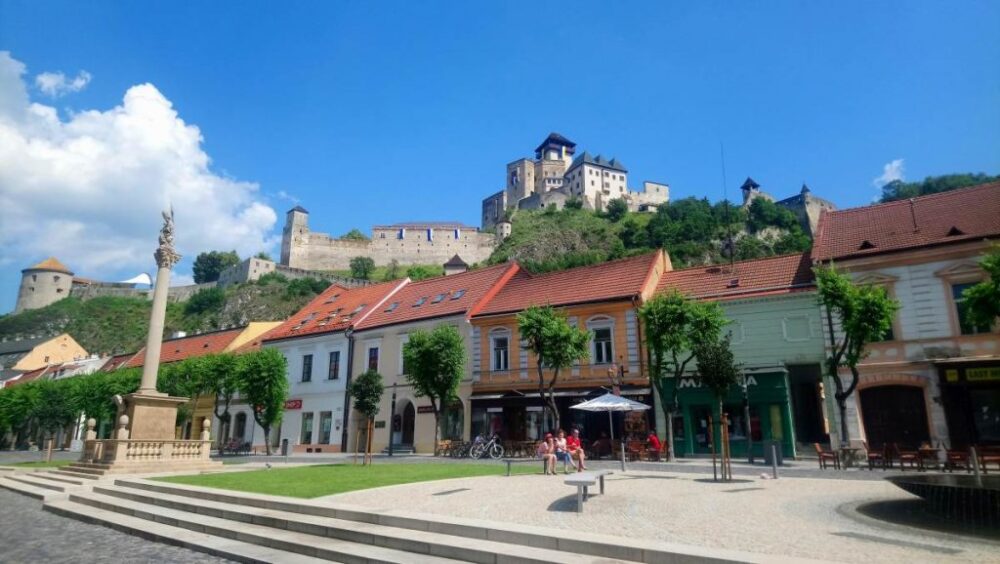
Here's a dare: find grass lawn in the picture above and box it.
[155,463,537,498]
[8,460,73,468]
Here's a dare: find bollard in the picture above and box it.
[771,443,779,479]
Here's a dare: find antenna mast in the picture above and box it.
[720,142,735,272]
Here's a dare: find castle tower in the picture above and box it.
[15,257,74,314]
[740,177,761,206]
[280,206,310,268]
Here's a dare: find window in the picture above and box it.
[301,354,313,382]
[427,229,433,241]
[413,297,427,307]
[593,328,613,364]
[451,290,466,300]
[492,335,509,371]
[300,412,314,444]
[431,293,446,304]
[384,302,399,313]
[953,283,992,335]
[328,351,340,380]
[368,347,380,371]
[319,412,333,444]
[397,228,405,240]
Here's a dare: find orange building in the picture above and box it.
[468,251,669,442]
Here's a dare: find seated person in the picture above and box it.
[647,432,662,452]
[590,432,612,459]
[554,429,572,473]
[566,428,587,471]
[537,433,557,475]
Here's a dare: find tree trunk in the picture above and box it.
[433,412,440,456]
[263,425,272,456]
[836,395,850,448]
[664,410,675,461]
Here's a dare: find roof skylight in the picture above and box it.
[413,297,427,307]
[451,290,466,300]
[431,293,446,304]
[385,302,400,313]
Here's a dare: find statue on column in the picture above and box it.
[155,207,182,269]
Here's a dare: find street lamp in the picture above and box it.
[388,382,397,456]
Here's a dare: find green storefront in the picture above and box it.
[659,370,797,459]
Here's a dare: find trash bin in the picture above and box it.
[280,438,289,456]
[764,440,784,466]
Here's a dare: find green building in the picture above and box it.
[653,253,829,459]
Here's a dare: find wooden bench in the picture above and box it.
[564,470,613,513]
[502,458,547,476]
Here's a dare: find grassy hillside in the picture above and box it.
[488,196,811,273]
[0,278,327,356]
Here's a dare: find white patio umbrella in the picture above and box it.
[571,393,651,471]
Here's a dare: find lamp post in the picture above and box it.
[388,382,397,457]
[742,372,753,464]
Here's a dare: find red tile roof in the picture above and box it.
[813,182,1000,261]
[356,263,520,330]
[656,252,814,301]
[474,251,663,317]
[5,366,49,386]
[264,280,406,343]
[124,327,245,368]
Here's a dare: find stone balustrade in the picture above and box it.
[80,415,213,465]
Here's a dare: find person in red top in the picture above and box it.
[647,431,662,459]
[566,428,587,472]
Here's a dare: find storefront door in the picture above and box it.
[859,385,929,449]
[401,403,415,445]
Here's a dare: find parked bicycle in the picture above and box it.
[468,433,504,459]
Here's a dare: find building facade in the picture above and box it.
[654,253,826,459]
[812,182,1000,450]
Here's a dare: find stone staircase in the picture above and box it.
[0,470,791,563]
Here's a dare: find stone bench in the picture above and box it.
[564,470,613,513]
[502,458,546,476]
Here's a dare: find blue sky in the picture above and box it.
[0,1,998,313]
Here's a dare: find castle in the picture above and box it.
[740,177,836,235]
[481,133,671,229]
[280,206,497,271]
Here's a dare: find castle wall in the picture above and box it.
[481,190,506,231]
[15,269,73,313]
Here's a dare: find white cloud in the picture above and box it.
[0,51,278,284]
[35,69,92,97]
[873,158,905,187]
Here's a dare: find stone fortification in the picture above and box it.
[280,206,496,271]
[217,256,369,288]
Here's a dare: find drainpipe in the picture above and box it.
[340,327,355,451]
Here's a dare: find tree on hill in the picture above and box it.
[383,259,401,281]
[350,256,376,280]
[879,173,999,202]
[406,265,442,281]
[604,197,629,222]
[341,228,370,241]
[193,250,240,283]
[517,306,590,432]
[403,326,465,452]
[184,286,226,315]
[816,267,899,447]
[254,251,272,261]
[639,291,727,461]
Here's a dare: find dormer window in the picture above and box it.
[858,240,876,250]
[324,294,340,304]
[946,226,965,236]
[727,279,740,288]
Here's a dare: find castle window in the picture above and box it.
[32,274,37,282]
[427,229,433,241]
[54,275,60,283]
[454,229,460,239]
[380,233,385,239]
[57,288,63,293]
[397,228,405,239]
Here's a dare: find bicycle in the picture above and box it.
[468,433,504,459]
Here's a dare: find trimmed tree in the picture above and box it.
[403,325,465,453]
[639,290,727,461]
[237,348,289,455]
[204,353,241,446]
[516,305,590,432]
[815,266,899,447]
[349,256,376,280]
[348,369,384,465]
[694,333,744,462]
[962,246,1000,330]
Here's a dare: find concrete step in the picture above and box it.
[68,491,464,564]
[94,483,619,564]
[45,499,328,564]
[0,477,67,501]
[41,471,90,485]
[62,464,108,475]
[50,469,102,480]
[4,472,76,492]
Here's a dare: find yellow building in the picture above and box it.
[0,333,88,373]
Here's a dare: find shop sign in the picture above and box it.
[678,375,758,389]
[486,407,503,413]
[284,399,303,410]
[374,420,386,429]
[417,405,436,414]
[967,367,1000,382]
[945,369,959,383]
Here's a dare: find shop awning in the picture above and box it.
[471,387,651,400]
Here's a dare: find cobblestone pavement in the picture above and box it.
[326,470,1000,563]
[0,490,232,564]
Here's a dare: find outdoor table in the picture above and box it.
[918,448,941,470]
[839,447,861,468]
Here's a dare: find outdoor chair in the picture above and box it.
[814,443,840,469]
[893,444,920,471]
[863,441,886,470]
[944,449,972,473]
[436,440,452,456]
[646,444,662,462]
[978,447,1000,473]
[627,441,644,462]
